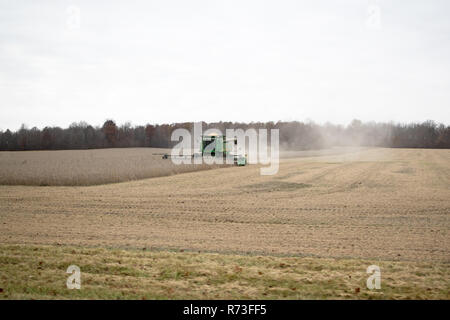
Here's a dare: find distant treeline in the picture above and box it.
[0,119,449,151]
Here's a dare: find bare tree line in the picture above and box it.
[0,119,449,151]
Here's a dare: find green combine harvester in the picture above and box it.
[161,133,247,166]
[199,134,247,166]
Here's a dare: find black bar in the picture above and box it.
[1,300,446,319]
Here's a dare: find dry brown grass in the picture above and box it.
[0,244,448,300]
[0,148,224,186]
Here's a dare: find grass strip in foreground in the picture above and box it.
[0,244,448,300]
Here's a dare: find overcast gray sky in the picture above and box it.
[0,0,449,130]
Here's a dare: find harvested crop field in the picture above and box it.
[0,147,448,261]
[0,147,449,299]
